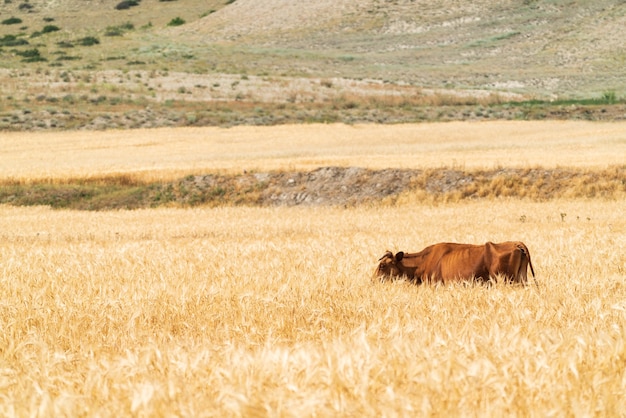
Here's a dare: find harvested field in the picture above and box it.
[1,121,625,181]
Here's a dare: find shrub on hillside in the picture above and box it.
[33,24,61,37]
[115,0,140,10]
[16,48,41,57]
[16,48,47,62]
[2,17,23,25]
[105,27,123,37]
[42,25,60,34]
[56,55,81,61]
[105,22,134,36]
[78,36,100,46]
[167,17,185,26]
[0,34,28,46]
[57,40,74,48]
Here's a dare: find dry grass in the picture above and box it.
[1,121,626,415]
[1,199,625,416]
[2,121,625,181]
[0,69,521,105]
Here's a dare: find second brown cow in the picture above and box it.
[375,241,536,286]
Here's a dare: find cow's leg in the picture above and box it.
[518,255,529,284]
[517,243,537,287]
[501,249,522,283]
[487,242,523,283]
[485,242,517,283]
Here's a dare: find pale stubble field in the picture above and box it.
[1,121,626,416]
[2,121,626,181]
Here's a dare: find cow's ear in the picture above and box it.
[395,251,404,262]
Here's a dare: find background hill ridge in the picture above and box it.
[183,0,625,96]
[1,0,625,130]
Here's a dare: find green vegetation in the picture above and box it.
[78,36,100,46]
[115,0,141,10]
[42,25,61,34]
[167,17,185,26]
[56,40,74,48]
[0,34,28,46]
[602,90,617,104]
[105,22,135,36]
[31,24,61,37]
[1,17,23,25]
[15,48,46,62]
[511,94,624,108]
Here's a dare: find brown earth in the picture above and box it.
[3,166,624,210]
[183,166,626,207]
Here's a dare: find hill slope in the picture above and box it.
[1,0,625,130]
[178,0,626,96]
[1,0,624,97]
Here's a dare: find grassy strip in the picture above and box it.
[1,166,624,210]
[408,166,626,202]
[1,97,626,131]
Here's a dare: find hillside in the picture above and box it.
[1,0,625,130]
[180,0,626,96]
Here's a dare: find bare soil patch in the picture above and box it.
[175,166,626,207]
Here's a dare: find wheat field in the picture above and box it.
[1,121,626,416]
[2,121,626,181]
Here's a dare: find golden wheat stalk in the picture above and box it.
[1,198,625,415]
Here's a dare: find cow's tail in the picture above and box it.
[519,243,538,288]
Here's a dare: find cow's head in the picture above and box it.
[374,251,404,280]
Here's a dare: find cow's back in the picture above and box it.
[424,243,488,283]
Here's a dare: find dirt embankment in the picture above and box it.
[183,166,625,207]
[2,166,624,210]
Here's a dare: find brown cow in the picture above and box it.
[375,241,536,286]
